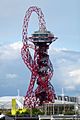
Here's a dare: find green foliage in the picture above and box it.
[64,110,75,115]
[32,108,44,115]
[16,108,30,116]
[9,107,44,116]
[6,111,11,116]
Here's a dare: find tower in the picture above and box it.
[21,6,57,108]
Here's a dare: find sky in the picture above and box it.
[0,0,80,97]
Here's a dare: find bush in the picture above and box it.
[32,108,44,116]
[16,108,30,116]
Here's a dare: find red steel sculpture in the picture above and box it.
[21,6,57,108]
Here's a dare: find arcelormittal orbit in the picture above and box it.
[21,6,57,108]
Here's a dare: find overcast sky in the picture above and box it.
[0,0,80,97]
[0,0,80,51]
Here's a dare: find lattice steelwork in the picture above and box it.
[21,6,57,108]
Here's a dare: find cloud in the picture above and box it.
[69,69,80,77]
[6,73,18,79]
[49,47,80,95]
[0,41,80,96]
[69,69,80,85]
[0,41,22,61]
[65,85,75,91]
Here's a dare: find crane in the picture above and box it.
[21,6,57,108]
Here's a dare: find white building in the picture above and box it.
[0,96,24,109]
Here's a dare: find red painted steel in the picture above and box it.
[21,6,56,108]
